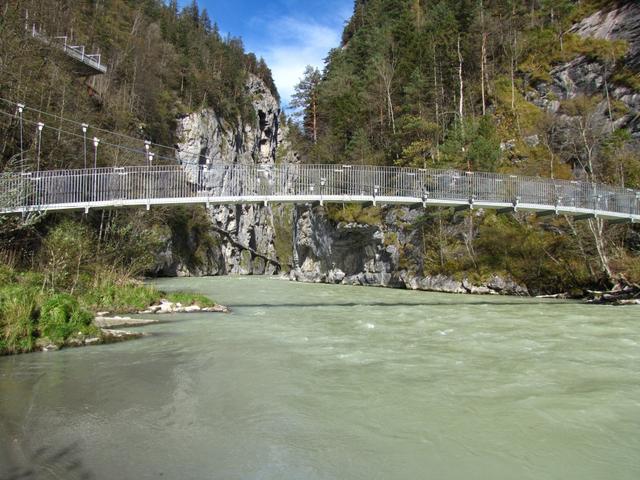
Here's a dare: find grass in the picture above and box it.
[0,285,39,354]
[0,265,217,355]
[81,282,162,313]
[39,294,99,343]
[520,30,628,85]
[611,66,640,91]
[81,281,216,312]
[165,292,216,307]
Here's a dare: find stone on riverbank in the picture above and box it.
[139,300,229,314]
[94,316,159,329]
[584,282,640,305]
[35,328,145,353]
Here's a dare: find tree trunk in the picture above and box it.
[603,62,614,133]
[312,95,317,144]
[480,0,487,116]
[510,33,517,112]
[387,84,396,135]
[433,48,440,127]
[588,218,613,281]
[457,34,464,124]
[481,32,487,116]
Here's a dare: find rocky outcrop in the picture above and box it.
[288,204,529,296]
[170,74,297,276]
[570,2,640,71]
[528,2,640,142]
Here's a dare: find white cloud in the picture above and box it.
[245,15,344,109]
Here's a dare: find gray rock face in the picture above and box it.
[570,2,640,71]
[529,2,640,140]
[290,205,528,296]
[172,75,296,275]
[290,206,401,288]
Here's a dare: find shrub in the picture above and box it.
[39,294,97,343]
[39,220,93,291]
[326,204,382,225]
[0,285,39,354]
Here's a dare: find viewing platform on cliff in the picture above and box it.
[28,24,107,76]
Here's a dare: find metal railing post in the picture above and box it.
[92,137,100,202]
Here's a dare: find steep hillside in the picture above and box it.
[294,0,639,186]
[0,0,288,276]
[0,0,278,168]
[287,0,640,294]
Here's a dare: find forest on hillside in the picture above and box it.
[287,0,640,290]
[0,0,281,271]
[0,0,278,171]
[291,0,640,189]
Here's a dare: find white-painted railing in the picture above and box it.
[30,25,107,74]
[1,164,639,222]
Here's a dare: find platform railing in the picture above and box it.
[30,25,107,74]
[1,164,639,219]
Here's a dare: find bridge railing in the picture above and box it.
[1,164,639,217]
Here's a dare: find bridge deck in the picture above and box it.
[1,164,639,222]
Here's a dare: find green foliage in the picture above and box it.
[0,265,16,286]
[326,204,382,225]
[440,117,502,171]
[290,66,322,142]
[81,281,161,314]
[272,205,294,271]
[165,206,219,273]
[612,67,640,91]
[0,257,219,354]
[521,31,627,85]
[0,284,39,354]
[165,292,215,307]
[39,219,93,291]
[492,76,544,136]
[395,115,439,168]
[39,294,97,343]
[0,0,278,169]
[475,215,593,294]
[407,210,604,295]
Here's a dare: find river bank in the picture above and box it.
[286,268,640,304]
[0,265,228,356]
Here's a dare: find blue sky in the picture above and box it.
[190,0,353,108]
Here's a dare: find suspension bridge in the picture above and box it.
[0,99,639,222]
[1,163,639,223]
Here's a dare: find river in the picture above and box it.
[1,277,639,479]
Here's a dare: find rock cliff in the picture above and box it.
[155,74,296,276]
[529,2,640,144]
[289,205,529,296]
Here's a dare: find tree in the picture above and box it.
[374,53,397,134]
[290,66,322,144]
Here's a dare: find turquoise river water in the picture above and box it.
[0,276,639,479]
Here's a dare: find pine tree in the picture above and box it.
[290,66,322,144]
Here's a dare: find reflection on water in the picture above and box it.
[1,277,639,480]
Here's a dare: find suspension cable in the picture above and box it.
[0,108,202,165]
[0,97,180,153]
